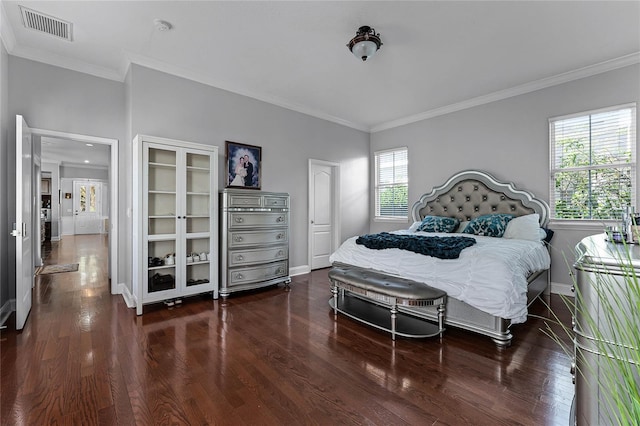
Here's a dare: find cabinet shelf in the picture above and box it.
[148,234,178,241]
[149,162,176,169]
[149,190,177,195]
[187,260,210,266]
[148,265,176,271]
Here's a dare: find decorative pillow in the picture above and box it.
[463,214,514,237]
[417,216,460,233]
[503,214,543,241]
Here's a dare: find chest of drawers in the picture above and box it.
[220,190,290,296]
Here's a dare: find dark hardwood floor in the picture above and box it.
[1,235,574,425]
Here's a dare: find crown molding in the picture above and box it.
[371,52,640,133]
[8,44,122,81]
[125,52,370,133]
[0,1,16,53]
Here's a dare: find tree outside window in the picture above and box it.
[551,105,636,220]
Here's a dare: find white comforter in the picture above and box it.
[329,230,551,323]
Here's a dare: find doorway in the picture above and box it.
[308,159,340,270]
[33,127,119,295]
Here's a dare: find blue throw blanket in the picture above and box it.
[356,233,476,259]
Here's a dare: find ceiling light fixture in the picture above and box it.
[84,160,90,163]
[347,26,382,61]
[86,143,93,147]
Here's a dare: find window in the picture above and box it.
[550,104,636,220]
[375,147,408,219]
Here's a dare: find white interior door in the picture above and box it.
[309,161,337,270]
[73,180,102,234]
[13,115,33,330]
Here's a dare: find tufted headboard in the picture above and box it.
[411,170,550,226]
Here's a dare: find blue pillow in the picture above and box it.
[463,214,514,237]
[416,216,460,233]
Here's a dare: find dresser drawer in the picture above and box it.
[227,261,288,286]
[227,193,262,208]
[228,246,288,267]
[228,229,288,248]
[228,212,288,228]
[264,196,289,208]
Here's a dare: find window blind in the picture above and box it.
[375,148,408,218]
[550,104,636,220]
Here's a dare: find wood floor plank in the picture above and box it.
[0,234,574,425]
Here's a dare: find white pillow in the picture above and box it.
[408,221,422,232]
[503,214,543,241]
[455,221,469,233]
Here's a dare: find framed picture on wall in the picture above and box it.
[225,141,261,189]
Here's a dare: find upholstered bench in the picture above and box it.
[328,266,446,340]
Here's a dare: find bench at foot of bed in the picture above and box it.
[328,266,446,340]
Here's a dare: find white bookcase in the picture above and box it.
[133,134,218,314]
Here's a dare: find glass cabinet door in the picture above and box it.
[146,147,178,294]
[184,152,212,290]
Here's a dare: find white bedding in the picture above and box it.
[329,230,551,324]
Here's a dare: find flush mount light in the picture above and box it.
[86,143,93,147]
[347,25,382,61]
[84,160,90,163]
[154,19,173,32]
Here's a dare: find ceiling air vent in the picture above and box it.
[20,6,72,41]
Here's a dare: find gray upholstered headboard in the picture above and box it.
[411,170,550,226]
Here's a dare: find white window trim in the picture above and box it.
[549,102,637,221]
[374,146,408,221]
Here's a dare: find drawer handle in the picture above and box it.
[235,273,244,280]
[276,250,284,257]
[235,217,244,223]
[276,216,284,222]
[276,267,285,274]
[570,285,575,293]
[236,255,244,261]
[234,235,243,242]
[276,233,284,240]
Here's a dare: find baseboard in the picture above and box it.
[0,299,16,327]
[550,281,574,296]
[289,265,311,276]
[51,236,61,242]
[118,283,136,308]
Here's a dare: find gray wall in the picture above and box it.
[7,57,127,286]
[2,57,370,304]
[128,64,370,279]
[0,42,9,311]
[60,165,109,180]
[370,64,640,287]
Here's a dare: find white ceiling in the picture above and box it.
[1,1,639,133]
[41,136,110,168]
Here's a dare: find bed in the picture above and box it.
[329,170,551,347]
